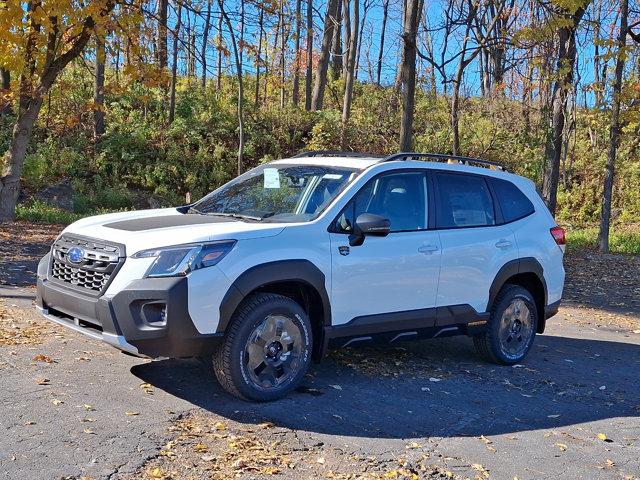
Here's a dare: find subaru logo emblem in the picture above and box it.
[67,247,85,263]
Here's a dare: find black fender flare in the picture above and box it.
[217,260,331,334]
[487,257,547,314]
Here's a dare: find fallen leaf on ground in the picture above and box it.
[213,421,225,430]
[125,411,140,416]
[555,442,568,451]
[148,467,164,479]
[33,354,53,363]
[406,442,422,449]
[35,378,50,385]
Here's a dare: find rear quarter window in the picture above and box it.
[492,178,535,223]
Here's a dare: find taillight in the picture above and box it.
[550,226,566,246]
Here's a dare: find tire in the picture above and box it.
[473,284,538,365]
[212,293,313,402]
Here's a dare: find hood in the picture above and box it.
[62,208,286,255]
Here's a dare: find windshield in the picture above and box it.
[191,164,361,222]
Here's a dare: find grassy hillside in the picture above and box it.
[2,68,639,251]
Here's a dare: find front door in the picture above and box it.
[329,170,441,327]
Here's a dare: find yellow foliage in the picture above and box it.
[0,0,145,86]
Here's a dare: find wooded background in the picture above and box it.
[0,0,639,252]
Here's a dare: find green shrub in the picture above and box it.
[16,200,85,224]
[566,226,640,255]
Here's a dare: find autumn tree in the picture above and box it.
[598,0,628,252]
[0,0,122,220]
[541,0,589,215]
[398,0,421,151]
[340,0,359,148]
[311,0,340,110]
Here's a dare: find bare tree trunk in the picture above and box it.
[292,0,302,105]
[168,1,182,124]
[157,0,169,68]
[0,68,12,116]
[376,0,389,86]
[218,0,244,175]
[354,0,371,79]
[593,0,602,107]
[201,0,212,94]
[93,35,106,139]
[239,1,245,66]
[542,6,586,215]
[451,2,476,155]
[304,0,314,110]
[311,0,340,110]
[280,0,287,108]
[399,0,420,151]
[255,7,264,107]
[216,14,223,90]
[331,1,343,78]
[340,0,359,149]
[598,0,627,252]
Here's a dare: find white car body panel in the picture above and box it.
[329,230,441,325]
[437,225,518,312]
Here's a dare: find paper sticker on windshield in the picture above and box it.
[323,174,343,180]
[263,168,281,188]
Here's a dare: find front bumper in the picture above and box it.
[36,255,222,358]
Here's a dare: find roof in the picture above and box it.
[269,156,381,169]
[272,151,508,174]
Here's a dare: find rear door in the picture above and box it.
[433,171,518,321]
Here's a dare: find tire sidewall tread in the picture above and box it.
[474,284,538,365]
[213,292,312,402]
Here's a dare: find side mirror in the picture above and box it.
[349,213,391,246]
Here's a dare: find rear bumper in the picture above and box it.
[36,255,222,358]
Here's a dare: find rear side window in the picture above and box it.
[492,178,535,223]
[435,173,495,228]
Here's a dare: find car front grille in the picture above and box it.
[49,235,125,295]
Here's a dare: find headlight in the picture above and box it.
[132,240,236,278]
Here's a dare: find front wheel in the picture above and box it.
[473,284,538,365]
[213,293,312,401]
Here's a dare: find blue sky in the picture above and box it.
[163,0,623,107]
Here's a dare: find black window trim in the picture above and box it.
[328,167,536,234]
[328,168,431,234]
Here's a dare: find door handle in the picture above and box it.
[495,239,512,249]
[418,244,439,254]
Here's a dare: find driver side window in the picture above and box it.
[335,171,428,233]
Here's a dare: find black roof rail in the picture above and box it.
[292,150,383,159]
[381,152,506,171]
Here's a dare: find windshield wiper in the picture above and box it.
[206,212,263,221]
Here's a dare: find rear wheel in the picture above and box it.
[473,284,538,365]
[213,293,312,401]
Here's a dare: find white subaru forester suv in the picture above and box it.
[36,152,565,401]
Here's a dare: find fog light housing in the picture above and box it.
[141,301,168,327]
